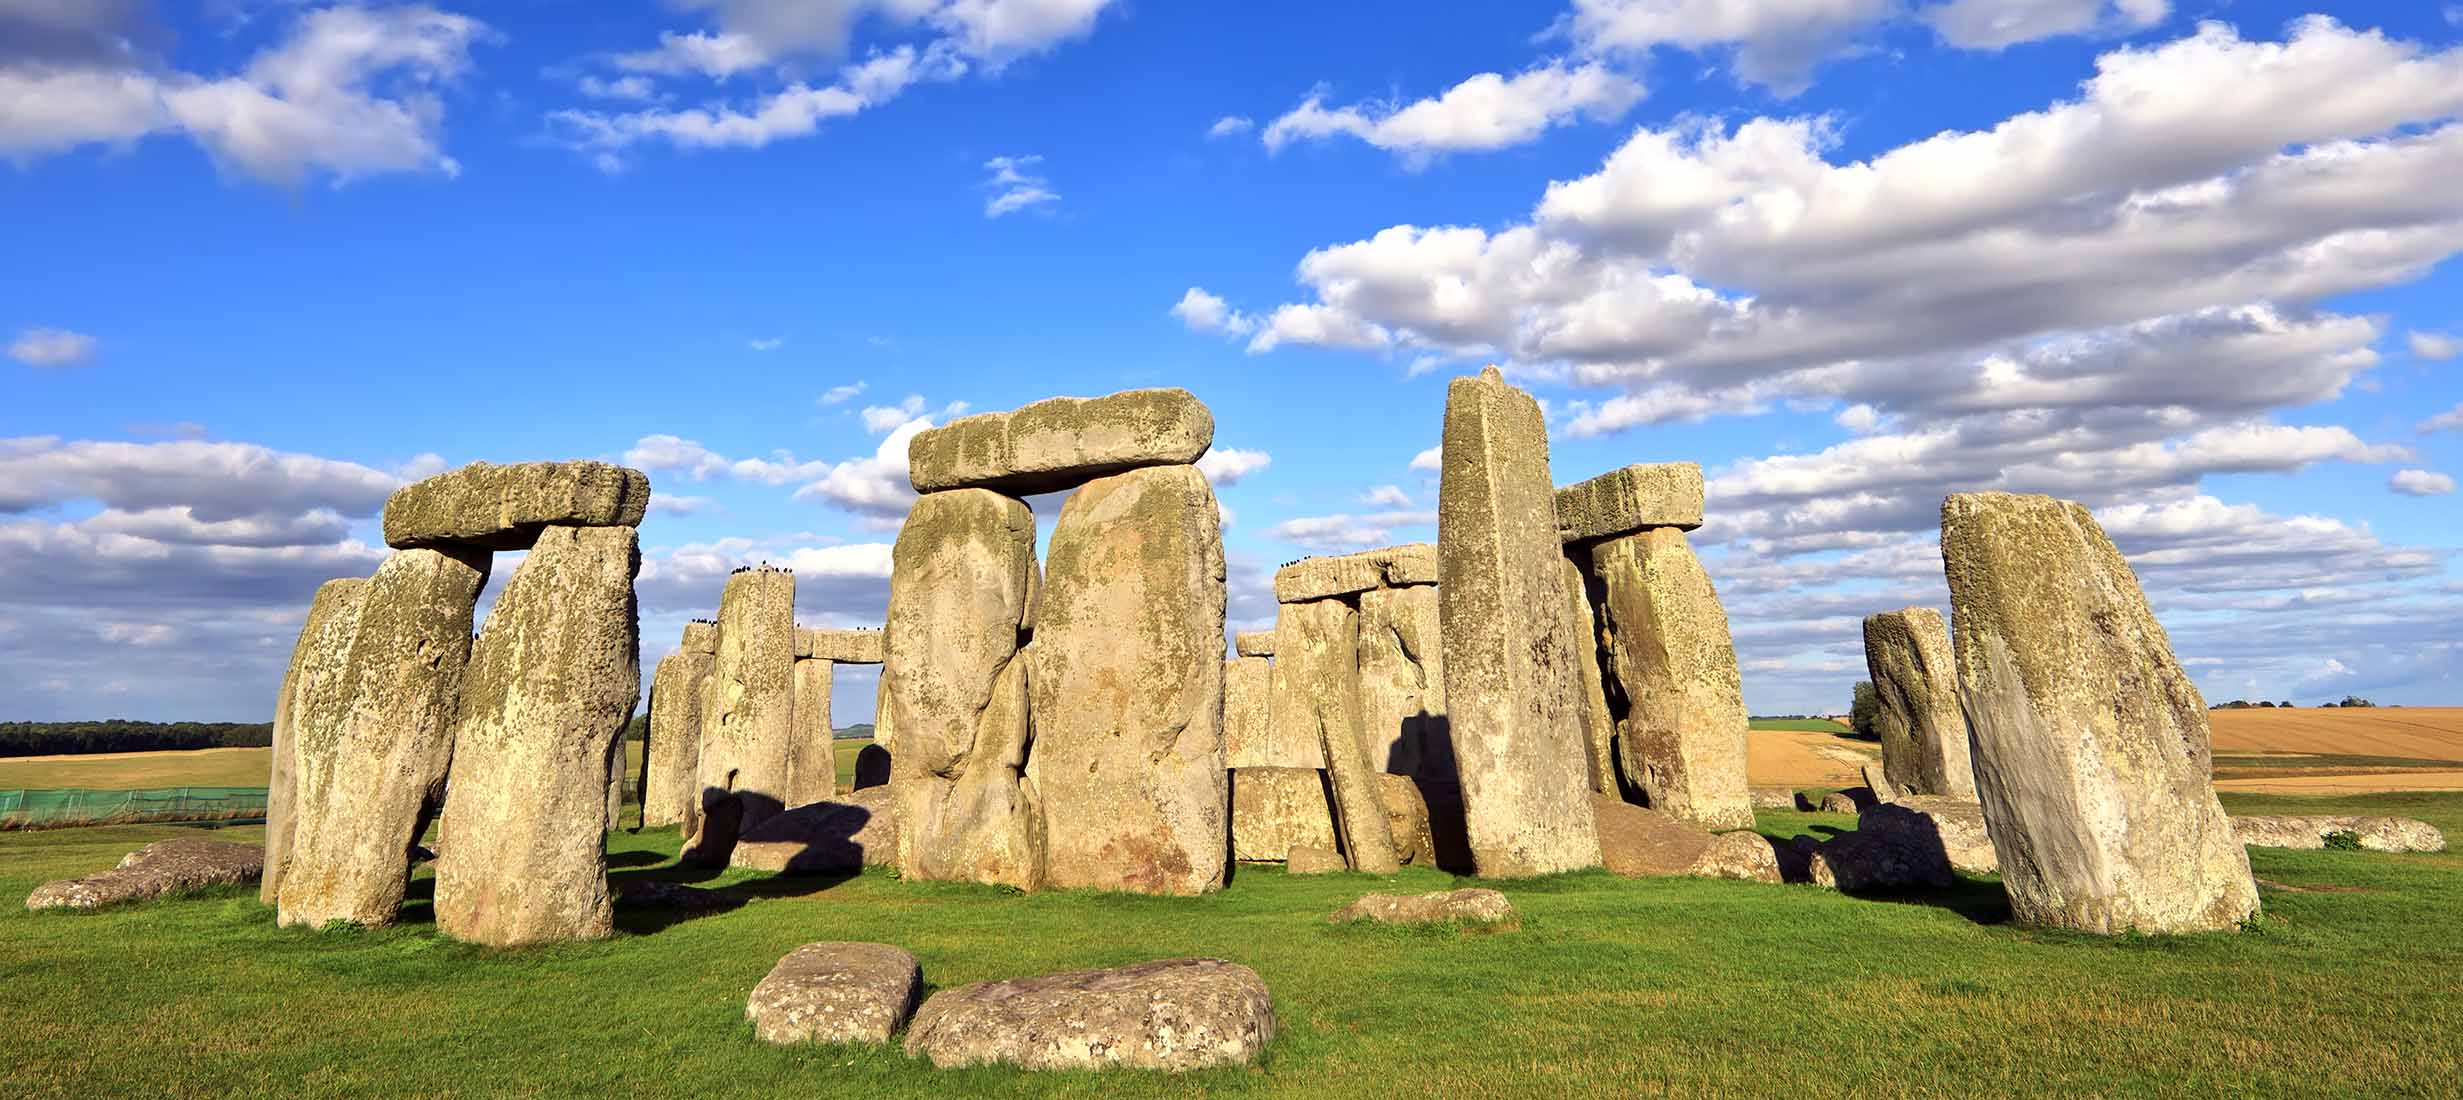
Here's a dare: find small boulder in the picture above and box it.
[731,787,899,874]
[1749,787,1798,811]
[1818,791,1864,814]
[1328,888,1515,926]
[1286,845,1346,874]
[1593,796,1712,876]
[27,839,262,911]
[1863,797,1999,874]
[902,957,1273,1071]
[1806,827,1955,891]
[748,942,922,1045]
[1693,831,1784,884]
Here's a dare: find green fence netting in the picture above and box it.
[0,786,269,831]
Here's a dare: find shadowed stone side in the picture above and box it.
[1029,465,1228,895]
[700,568,798,838]
[733,786,901,873]
[790,659,837,808]
[382,460,649,551]
[1229,766,1338,861]
[908,388,1215,497]
[1435,367,1600,876]
[1863,607,1978,799]
[885,489,1043,891]
[1223,655,1273,768]
[262,577,367,907]
[748,942,922,1046]
[1941,491,2258,934]
[435,525,640,947]
[1590,528,1754,831]
[903,958,1274,1071]
[280,546,487,929]
[643,649,713,828]
[1285,598,1399,874]
[1356,585,1446,780]
[1555,462,1705,542]
[1560,555,1619,798]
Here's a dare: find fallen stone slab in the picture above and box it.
[1272,543,1437,603]
[1555,462,1704,543]
[1329,888,1516,927]
[2232,815,2446,853]
[1594,796,1712,877]
[732,787,900,874]
[1693,831,1784,884]
[28,839,263,911]
[382,460,650,551]
[1804,825,1956,891]
[1233,630,1275,658]
[1862,797,1999,874]
[1749,787,1799,810]
[907,388,1214,497]
[1286,846,1346,874]
[797,628,885,665]
[749,942,922,1046]
[903,958,1274,1071]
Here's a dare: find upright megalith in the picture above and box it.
[790,656,837,808]
[1223,654,1273,768]
[908,388,1214,496]
[1558,556,1619,799]
[1355,584,1445,778]
[1940,492,2258,934]
[382,460,650,551]
[1861,607,1977,799]
[262,577,367,908]
[435,525,641,946]
[699,567,798,837]
[643,640,714,829]
[1264,611,1331,771]
[884,489,1044,891]
[1435,367,1599,876]
[1283,597,1399,874]
[279,546,488,928]
[1030,465,1228,894]
[1586,527,1753,831]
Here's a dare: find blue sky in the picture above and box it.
[4,0,2460,724]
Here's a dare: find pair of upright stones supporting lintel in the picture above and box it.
[266,461,649,946]
[881,388,1229,895]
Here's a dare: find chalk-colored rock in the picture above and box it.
[908,388,1214,497]
[905,958,1274,1071]
[1589,527,1754,831]
[1222,655,1273,769]
[790,659,837,809]
[435,525,640,947]
[1233,630,1275,658]
[2231,815,2447,853]
[1862,607,1978,800]
[732,786,901,873]
[280,546,487,929]
[699,567,798,837]
[1941,491,2258,934]
[1029,465,1227,894]
[1356,584,1446,779]
[382,460,649,551]
[1435,367,1601,876]
[262,577,366,907]
[1329,888,1515,926]
[1282,598,1399,874]
[681,619,718,654]
[1229,766,1337,861]
[29,839,262,911]
[1375,773,1434,866]
[643,649,713,829]
[748,942,922,1046]
[1693,831,1784,884]
[883,489,1043,891]
[1555,462,1704,543]
[1749,787,1798,810]
[1272,543,1438,603]
[1265,609,1332,771]
[799,628,885,665]
[1287,845,1346,874]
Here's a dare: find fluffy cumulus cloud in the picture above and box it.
[625,397,958,526]
[8,326,97,368]
[1196,447,1272,486]
[0,4,488,186]
[1262,61,1642,162]
[2389,468,2457,496]
[2412,330,2460,361]
[1170,287,1257,337]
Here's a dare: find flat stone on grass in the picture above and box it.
[28,839,263,911]
[748,942,922,1045]
[1328,888,1516,927]
[903,958,1274,1071]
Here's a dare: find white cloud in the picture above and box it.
[792,417,934,520]
[1922,0,2171,51]
[0,436,400,521]
[748,336,785,351]
[648,494,716,516]
[553,43,960,160]
[859,394,968,434]
[576,73,661,101]
[7,327,96,368]
[1207,114,1253,139]
[820,381,868,404]
[1169,287,1257,337]
[1263,61,1641,161]
[2410,330,2459,360]
[982,153,1058,217]
[1408,445,1442,472]
[2390,468,2456,496]
[2424,404,2463,434]
[1564,0,1896,96]
[1360,484,1414,509]
[1268,509,1439,551]
[622,434,831,484]
[1196,447,1271,486]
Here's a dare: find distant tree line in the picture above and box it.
[0,721,275,758]
[2210,696,2382,710]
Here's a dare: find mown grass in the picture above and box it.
[1747,717,1853,732]
[5,791,2460,1099]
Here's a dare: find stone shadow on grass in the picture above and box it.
[607,866,861,935]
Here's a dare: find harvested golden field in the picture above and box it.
[1746,722,1876,789]
[2207,707,2463,761]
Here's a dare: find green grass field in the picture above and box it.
[1748,717,1854,733]
[4,790,2458,1098]
[0,737,879,798]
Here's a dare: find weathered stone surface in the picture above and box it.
[1555,462,1704,543]
[1863,607,1978,800]
[1942,491,2259,934]
[732,786,900,873]
[1375,773,1433,866]
[604,732,627,829]
[1435,367,1601,876]
[1861,762,1900,805]
[262,577,366,907]
[700,567,798,839]
[382,460,649,551]
[1593,796,1712,876]
[1283,598,1399,874]
[1329,888,1515,926]
[1560,555,1619,798]
[29,839,262,911]
[1229,766,1337,861]
[280,546,487,929]
[1356,585,1446,779]
[883,489,1043,891]
[748,942,922,1046]
[2232,815,2447,853]
[1233,630,1275,657]
[1806,826,1955,891]
[1029,465,1228,894]
[1590,527,1754,831]
[908,388,1214,497]
[1749,787,1798,810]
[1694,831,1785,884]
[643,650,713,829]
[790,659,837,808]
[1863,797,1999,874]
[1272,543,1438,603]
[799,628,885,665]
[903,958,1274,1071]
[435,525,640,947]
[1819,792,1861,814]
[681,619,718,654]
[1265,610,1331,771]
[1286,845,1346,874]
[1222,655,1273,769]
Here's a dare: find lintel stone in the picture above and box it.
[1555,463,1703,544]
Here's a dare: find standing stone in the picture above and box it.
[681,619,718,654]
[1355,585,1446,778]
[884,489,1043,890]
[642,649,713,828]
[1223,655,1274,768]
[1228,767,1338,861]
[1029,465,1227,894]
[434,526,639,946]
[699,568,797,834]
[604,732,627,828]
[279,547,488,928]
[1559,555,1619,797]
[261,578,367,907]
[790,658,837,807]
[1862,607,1978,799]
[1285,598,1399,874]
[1941,492,2258,934]
[1434,367,1600,876]
[1589,528,1754,831]
[1265,610,1331,770]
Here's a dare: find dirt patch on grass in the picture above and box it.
[1748,727,1878,789]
